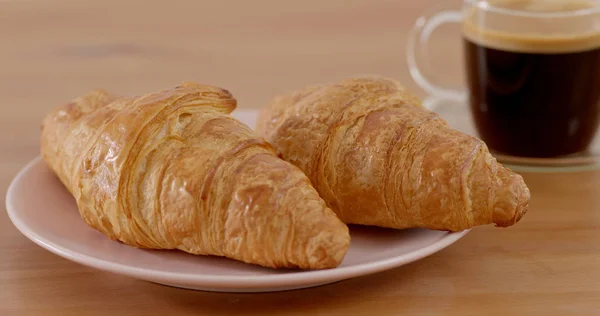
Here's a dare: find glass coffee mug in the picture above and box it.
[407,0,600,166]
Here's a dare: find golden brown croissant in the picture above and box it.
[257,76,530,232]
[40,82,350,269]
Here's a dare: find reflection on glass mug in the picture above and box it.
[407,0,600,158]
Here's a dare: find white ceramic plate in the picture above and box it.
[5,109,469,293]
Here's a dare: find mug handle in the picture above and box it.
[407,9,466,102]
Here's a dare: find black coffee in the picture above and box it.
[462,0,600,158]
[464,40,600,157]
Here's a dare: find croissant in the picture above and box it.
[257,76,530,232]
[40,82,350,269]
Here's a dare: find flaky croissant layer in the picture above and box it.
[41,82,350,269]
[257,76,530,232]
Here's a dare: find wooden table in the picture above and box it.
[1,0,599,314]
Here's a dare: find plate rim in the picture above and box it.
[6,157,470,288]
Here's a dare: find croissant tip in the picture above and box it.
[495,179,531,228]
[313,234,351,269]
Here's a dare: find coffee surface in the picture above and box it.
[462,0,600,53]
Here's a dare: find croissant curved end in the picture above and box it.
[309,229,351,269]
[493,170,531,228]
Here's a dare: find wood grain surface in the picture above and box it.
[1,0,599,315]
